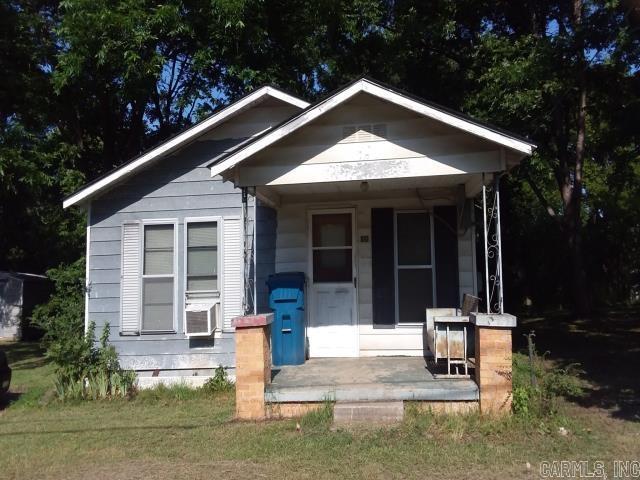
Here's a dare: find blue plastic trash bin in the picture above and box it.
[267,272,306,366]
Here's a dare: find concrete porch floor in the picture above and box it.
[265,357,479,403]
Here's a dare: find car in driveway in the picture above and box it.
[0,349,11,396]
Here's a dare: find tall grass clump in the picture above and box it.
[512,334,584,417]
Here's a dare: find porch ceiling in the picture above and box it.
[256,173,492,206]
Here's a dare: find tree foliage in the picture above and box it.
[1,0,639,313]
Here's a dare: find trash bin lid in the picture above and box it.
[267,272,306,289]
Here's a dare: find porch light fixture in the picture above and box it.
[360,181,369,192]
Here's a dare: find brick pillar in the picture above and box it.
[232,313,273,420]
[471,313,517,416]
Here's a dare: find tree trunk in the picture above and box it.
[565,0,591,316]
[563,190,591,316]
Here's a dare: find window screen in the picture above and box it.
[312,213,352,248]
[395,212,434,324]
[144,224,174,275]
[398,269,433,324]
[396,212,431,265]
[186,222,218,291]
[142,278,174,331]
[142,224,174,332]
[313,249,352,283]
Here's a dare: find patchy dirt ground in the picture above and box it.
[516,307,640,421]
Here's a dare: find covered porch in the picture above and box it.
[213,78,534,418]
[232,311,513,419]
[252,180,480,359]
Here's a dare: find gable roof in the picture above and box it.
[209,77,536,178]
[63,86,309,208]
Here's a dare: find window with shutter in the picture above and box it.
[142,223,176,332]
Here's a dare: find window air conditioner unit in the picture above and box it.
[185,301,219,337]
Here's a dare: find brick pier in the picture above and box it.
[232,313,273,420]
[471,313,517,415]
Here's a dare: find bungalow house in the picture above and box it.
[64,77,534,416]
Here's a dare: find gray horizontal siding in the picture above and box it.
[89,269,120,283]
[84,97,303,372]
[116,167,213,185]
[88,283,119,298]
[120,352,235,371]
[101,178,238,200]
[90,255,120,270]
[89,297,120,313]
[88,138,249,371]
[87,311,118,325]
[91,226,122,242]
[92,192,243,219]
[93,207,246,228]
[255,205,277,313]
[91,241,121,256]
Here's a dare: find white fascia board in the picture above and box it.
[359,81,534,155]
[210,79,535,178]
[63,87,310,209]
[263,86,310,109]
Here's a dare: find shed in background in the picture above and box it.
[0,272,52,341]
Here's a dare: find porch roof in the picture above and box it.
[209,77,536,180]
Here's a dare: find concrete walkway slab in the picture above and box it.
[333,401,404,425]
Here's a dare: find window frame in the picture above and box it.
[183,216,223,334]
[140,218,178,334]
[184,216,223,296]
[310,211,355,284]
[393,210,437,326]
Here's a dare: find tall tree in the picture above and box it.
[2,0,638,313]
[0,0,86,272]
[465,0,640,313]
[53,0,243,173]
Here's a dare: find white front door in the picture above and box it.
[307,209,358,357]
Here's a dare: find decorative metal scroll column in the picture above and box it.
[241,187,255,315]
[481,173,504,314]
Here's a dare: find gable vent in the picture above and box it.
[341,123,387,143]
[373,123,387,138]
[356,124,373,141]
[342,126,357,139]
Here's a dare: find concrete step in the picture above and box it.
[333,401,404,425]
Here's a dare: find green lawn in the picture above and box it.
[1,312,640,480]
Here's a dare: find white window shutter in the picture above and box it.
[223,217,243,331]
[120,222,141,334]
